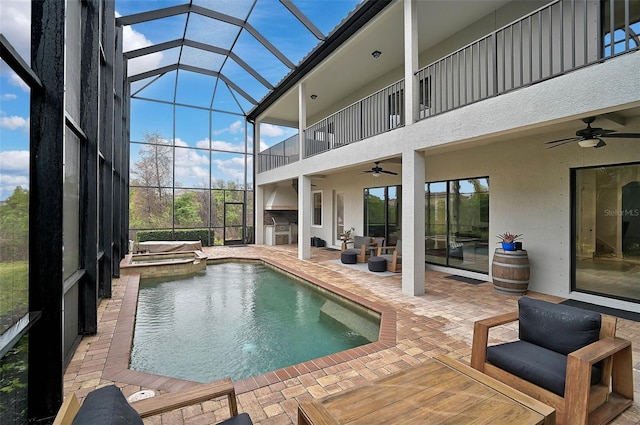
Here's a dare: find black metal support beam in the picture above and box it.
[28,0,66,420]
[101,0,116,295]
[0,34,43,90]
[114,24,127,273]
[79,0,100,331]
[248,0,392,121]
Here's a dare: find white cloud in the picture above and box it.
[9,71,30,92]
[174,140,209,168]
[260,123,286,137]
[213,156,245,181]
[0,1,31,61]
[175,148,209,167]
[0,174,29,187]
[0,94,17,101]
[0,116,29,131]
[213,120,244,135]
[228,120,243,133]
[0,150,29,199]
[119,14,164,77]
[211,140,243,151]
[0,173,29,200]
[175,164,209,181]
[259,139,270,152]
[194,138,245,152]
[195,139,211,149]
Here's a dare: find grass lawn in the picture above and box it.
[0,261,28,331]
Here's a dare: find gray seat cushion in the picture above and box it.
[518,297,601,354]
[351,235,371,249]
[73,385,143,425]
[218,412,253,425]
[487,340,601,397]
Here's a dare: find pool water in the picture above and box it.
[130,262,380,382]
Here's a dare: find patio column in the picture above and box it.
[297,83,311,259]
[298,174,312,260]
[254,121,265,245]
[255,186,265,245]
[298,82,307,162]
[404,0,418,126]
[402,149,426,296]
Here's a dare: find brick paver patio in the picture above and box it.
[63,245,640,424]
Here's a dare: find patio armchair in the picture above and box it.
[470,297,633,425]
[376,239,402,272]
[53,379,252,425]
[341,235,374,263]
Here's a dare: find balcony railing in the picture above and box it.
[257,133,299,173]
[304,80,405,158]
[258,0,638,173]
[416,0,604,117]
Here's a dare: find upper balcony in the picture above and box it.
[257,0,640,173]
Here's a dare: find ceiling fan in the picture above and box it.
[361,161,398,177]
[546,117,640,149]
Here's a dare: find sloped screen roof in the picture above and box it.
[116,0,362,116]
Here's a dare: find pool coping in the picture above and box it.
[103,256,397,395]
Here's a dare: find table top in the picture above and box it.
[298,355,554,425]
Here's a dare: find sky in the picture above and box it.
[0,0,360,198]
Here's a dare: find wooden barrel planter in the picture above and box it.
[491,249,530,295]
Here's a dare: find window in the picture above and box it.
[312,191,323,226]
[425,178,490,273]
[573,163,640,302]
[335,192,345,242]
[364,186,401,245]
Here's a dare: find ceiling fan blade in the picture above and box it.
[546,140,578,149]
[590,129,616,137]
[380,170,398,175]
[545,137,580,145]
[594,140,607,148]
[602,133,640,138]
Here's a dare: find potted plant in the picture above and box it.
[497,232,522,251]
[340,226,354,241]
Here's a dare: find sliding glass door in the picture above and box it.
[425,178,490,273]
[574,163,640,302]
[364,186,401,246]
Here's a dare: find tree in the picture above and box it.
[0,186,29,261]
[130,132,172,229]
[174,192,203,227]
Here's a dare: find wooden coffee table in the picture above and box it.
[298,355,555,425]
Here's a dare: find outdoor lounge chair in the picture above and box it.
[53,379,252,425]
[470,297,633,425]
[376,239,402,272]
[341,235,374,263]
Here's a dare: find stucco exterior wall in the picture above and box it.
[256,50,640,311]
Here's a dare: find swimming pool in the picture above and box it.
[129,261,381,383]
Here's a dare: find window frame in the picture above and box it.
[312,190,323,227]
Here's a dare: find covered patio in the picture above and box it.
[63,245,639,425]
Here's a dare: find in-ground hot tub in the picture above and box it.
[120,250,208,278]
